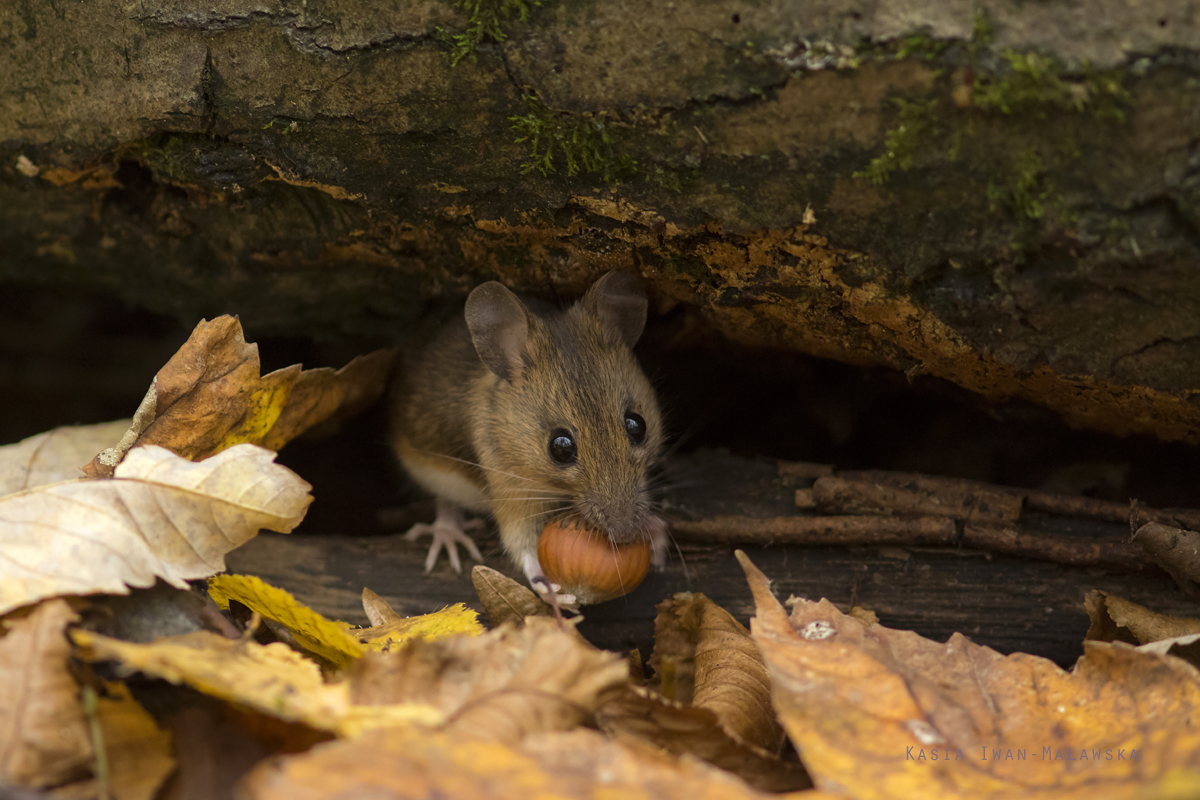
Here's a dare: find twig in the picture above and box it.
[813,473,1021,523]
[82,686,110,800]
[669,515,957,546]
[962,523,1157,571]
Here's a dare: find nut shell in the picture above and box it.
[537,517,651,605]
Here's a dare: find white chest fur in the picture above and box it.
[402,455,492,514]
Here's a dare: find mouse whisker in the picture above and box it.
[410,448,539,483]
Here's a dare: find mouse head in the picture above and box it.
[465,271,663,544]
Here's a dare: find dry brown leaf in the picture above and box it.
[238,723,837,800]
[0,421,134,495]
[470,565,555,627]
[597,687,811,792]
[82,316,395,477]
[1084,590,1200,645]
[361,588,401,626]
[349,617,627,745]
[0,444,311,616]
[598,592,801,791]
[737,550,1200,800]
[646,592,783,753]
[70,629,443,737]
[0,600,92,788]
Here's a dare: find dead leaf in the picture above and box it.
[0,420,134,495]
[596,687,810,792]
[361,589,401,626]
[0,600,92,788]
[1137,633,1200,670]
[471,565,555,627]
[0,444,311,616]
[93,682,175,800]
[1133,521,1200,596]
[208,575,366,668]
[646,593,783,752]
[737,550,1200,799]
[239,722,832,800]
[159,705,270,800]
[82,317,395,477]
[70,629,443,737]
[1084,590,1200,645]
[598,592,802,791]
[354,604,483,653]
[349,617,626,745]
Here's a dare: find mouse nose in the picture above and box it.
[581,492,648,545]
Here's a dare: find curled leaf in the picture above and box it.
[81,316,395,477]
[208,575,366,669]
[1084,590,1200,646]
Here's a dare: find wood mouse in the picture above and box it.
[389,271,667,605]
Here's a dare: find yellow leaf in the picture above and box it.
[0,444,311,616]
[208,574,365,669]
[70,629,443,737]
[94,682,175,800]
[356,603,483,653]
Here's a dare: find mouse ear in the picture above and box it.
[584,271,647,348]
[465,282,530,382]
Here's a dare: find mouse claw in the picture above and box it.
[403,500,485,574]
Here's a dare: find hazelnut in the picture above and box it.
[537,517,651,605]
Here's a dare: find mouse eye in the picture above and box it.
[548,429,577,465]
[624,411,646,445]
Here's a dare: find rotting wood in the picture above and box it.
[962,523,1155,572]
[668,515,958,547]
[665,459,1200,575]
[812,473,1023,523]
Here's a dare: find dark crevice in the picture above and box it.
[200,46,217,134]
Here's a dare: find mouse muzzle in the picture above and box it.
[578,490,654,545]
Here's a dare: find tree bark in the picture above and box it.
[3,0,1200,441]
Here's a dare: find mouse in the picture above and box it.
[388,270,667,606]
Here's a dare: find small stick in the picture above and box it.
[82,686,110,800]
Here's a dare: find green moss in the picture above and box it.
[986,149,1051,220]
[262,118,307,135]
[445,0,539,66]
[973,51,1132,120]
[853,98,939,185]
[648,165,682,193]
[895,32,951,61]
[971,9,994,54]
[510,94,637,183]
[140,134,202,185]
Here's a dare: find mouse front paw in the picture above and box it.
[532,578,578,611]
[404,499,485,573]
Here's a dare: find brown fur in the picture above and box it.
[389,273,663,571]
